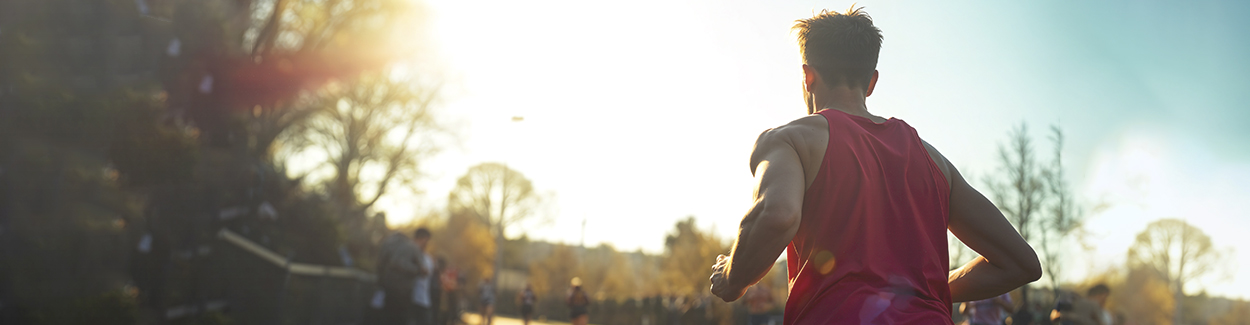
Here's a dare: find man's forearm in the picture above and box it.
[726,203,798,292]
[948,256,1031,302]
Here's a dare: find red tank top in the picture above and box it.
[784,109,952,324]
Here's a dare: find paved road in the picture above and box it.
[460,313,574,325]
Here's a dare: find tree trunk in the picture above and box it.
[1020,284,1031,318]
[492,194,507,301]
[492,226,503,304]
[1174,282,1183,325]
[1176,229,1187,325]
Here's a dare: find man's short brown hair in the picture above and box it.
[793,7,883,90]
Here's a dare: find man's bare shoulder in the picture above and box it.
[749,115,828,175]
[754,115,827,145]
[919,139,954,186]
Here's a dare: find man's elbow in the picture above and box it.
[1018,253,1043,284]
[1029,266,1043,283]
[1025,264,1043,283]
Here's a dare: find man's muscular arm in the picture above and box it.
[710,128,805,302]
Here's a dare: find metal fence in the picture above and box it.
[174,229,377,325]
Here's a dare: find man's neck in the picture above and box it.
[816,91,882,122]
[822,100,868,116]
[815,87,870,117]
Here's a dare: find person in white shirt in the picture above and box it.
[409,228,433,325]
[378,229,429,325]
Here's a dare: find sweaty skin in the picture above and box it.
[710,66,1041,303]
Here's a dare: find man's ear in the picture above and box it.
[802,64,818,92]
[865,70,879,97]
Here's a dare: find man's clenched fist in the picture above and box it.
[710,254,747,302]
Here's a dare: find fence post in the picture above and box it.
[275,254,293,324]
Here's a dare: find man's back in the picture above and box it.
[780,109,952,324]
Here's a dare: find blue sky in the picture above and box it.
[361,0,1250,298]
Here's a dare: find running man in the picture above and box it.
[709,7,1042,324]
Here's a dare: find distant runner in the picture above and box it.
[567,277,590,325]
[519,283,537,325]
[709,7,1042,324]
[479,278,495,325]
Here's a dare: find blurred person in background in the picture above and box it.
[430,257,447,325]
[568,277,590,325]
[959,292,1014,325]
[479,278,495,325]
[439,266,460,325]
[378,229,431,325]
[1051,284,1111,325]
[708,7,1041,324]
[745,284,776,325]
[518,283,537,325]
[411,228,435,325]
[1050,290,1078,325]
[665,295,683,325]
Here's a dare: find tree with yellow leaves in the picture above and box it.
[1128,218,1228,324]
[661,217,729,296]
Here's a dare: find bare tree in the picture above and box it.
[1128,218,1227,324]
[987,124,1046,242]
[280,72,443,234]
[246,0,415,57]
[1038,126,1084,296]
[447,163,545,290]
[985,123,1046,308]
[983,123,1090,317]
[241,0,421,160]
